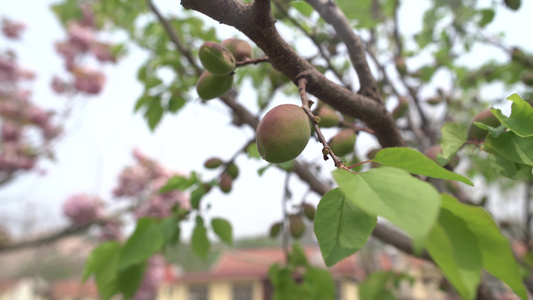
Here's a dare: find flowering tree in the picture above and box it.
[2,0,533,299]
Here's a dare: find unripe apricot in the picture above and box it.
[302,203,315,221]
[221,38,253,61]
[204,157,223,169]
[226,162,239,179]
[328,129,356,157]
[393,98,409,119]
[467,109,501,141]
[504,0,521,10]
[315,104,340,128]
[289,214,305,239]
[198,41,236,76]
[219,173,233,194]
[256,104,311,164]
[269,222,282,238]
[196,71,233,100]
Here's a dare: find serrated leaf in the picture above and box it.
[314,188,376,267]
[373,147,473,185]
[192,217,210,259]
[211,218,233,245]
[440,123,467,160]
[118,218,165,271]
[441,194,528,300]
[426,208,482,300]
[484,131,533,166]
[488,153,532,181]
[117,261,147,299]
[83,241,121,283]
[333,167,440,251]
[491,94,533,137]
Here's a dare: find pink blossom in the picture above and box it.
[1,122,22,142]
[91,42,116,63]
[134,177,190,219]
[73,66,105,94]
[1,18,25,40]
[67,22,94,51]
[0,58,17,81]
[51,76,67,94]
[26,106,50,127]
[134,255,165,300]
[99,220,122,241]
[62,194,104,227]
[113,165,151,197]
[0,143,36,171]
[79,3,95,28]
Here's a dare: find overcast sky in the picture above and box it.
[0,0,531,241]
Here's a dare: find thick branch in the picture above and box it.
[305,0,381,102]
[180,0,404,149]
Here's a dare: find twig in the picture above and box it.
[298,78,346,169]
[235,56,270,67]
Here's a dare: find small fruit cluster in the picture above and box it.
[204,157,239,193]
[269,203,316,239]
[196,39,253,100]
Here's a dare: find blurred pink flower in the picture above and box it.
[91,42,116,63]
[79,3,96,28]
[99,220,122,241]
[67,22,93,52]
[1,18,25,40]
[134,255,165,300]
[51,76,67,94]
[73,66,105,94]
[62,194,104,227]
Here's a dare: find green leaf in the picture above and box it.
[333,167,440,251]
[440,123,467,160]
[289,243,309,267]
[491,94,533,137]
[83,241,121,283]
[426,208,482,300]
[358,271,398,300]
[484,131,533,166]
[211,218,233,245]
[373,147,473,185]
[441,194,528,300]
[160,214,180,245]
[93,242,121,300]
[117,261,147,299]
[247,142,261,159]
[168,96,186,113]
[192,216,210,259]
[314,188,377,267]
[118,218,165,271]
[145,101,164,131]
[478,9,495,27]
[304,267,335,300]
[190,185,206,210]
[488,153,532,181]
[290,1,314,17]
[159,173,197,193]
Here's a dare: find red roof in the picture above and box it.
[49,279,99,299]
[177,247,363,283]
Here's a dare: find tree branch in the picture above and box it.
[180,0,404,149]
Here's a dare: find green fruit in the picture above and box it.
[196,71,233,100]
[198,41,236,76]
[226,162,239,179]
[269,222,282,238]
[204,157,223,169]
[328,129,356,157]
[394,56,407,75]
[219,173,233,193]
[504,0,521,10]
[467,109,501,141]
[256,104,311,163]
[289,214,305,239]
[427,97,441,105]
[302,203,315,221]
[315,104,340,128]
[221,38,253,61]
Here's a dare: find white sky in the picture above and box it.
[0,0,531,242]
